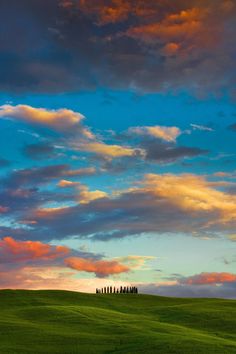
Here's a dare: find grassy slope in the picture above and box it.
[0,290,236,354]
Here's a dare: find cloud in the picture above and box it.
[0,206,9,213]
[128,125,181,142]
[22,173,236,241]
[143,173,236,220]
[74,0,133,25]
[190,124,214,132]
[0,157,10,168]
[58,180,79,188]
[116,255,155,269]
[1,0,236,96]
[228,235,236,242]
[64,257,130,277]
[138,281,236,299]
[0,237,69,263]
[0,236,133,278]
[0,105,93,138]
[124,124,207,163]
[1,262,236,298]
[180,272,236,285]
[23,143,56,160]
[137,271,236,298]
[0,104,146,162]
[143,141,208,163]
[58,180,108,203]
[228,123,236,132]
[0,265,131,291]
[3,164,97,188]
[76,141,144,158]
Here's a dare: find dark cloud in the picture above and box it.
[1,188,202,241]
[0,187,74,216]
[0,0,235,96]
[228,123,236,132]
[142,140,208,163]
[2,164,96,188]
[138,282,236,299]
[117,128,209,164]
[0,157,10,168]
[6,173,234,242]
[0,164,97,219]
[23,143,56,160]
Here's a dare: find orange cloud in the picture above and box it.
[31,173,236,238]
[0,237,69,262]
[125,6,213,58]
[129,125,181,142]
[77,184,108,204]
[72,0,132,25]
[0,105,93,138]
[182,272,236,285]
[58,180,108,203]
[32,206,71,220]
[161,42,180,56]
[77,141,143,158]
[141,173,236,224]
[65,257,130,277]
[73,1,214,55]
[58,179,79,188]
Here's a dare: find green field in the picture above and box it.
[0,290,236,353]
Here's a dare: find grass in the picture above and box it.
[0,290,236,353]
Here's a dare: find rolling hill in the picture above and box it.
[0,289,236,353]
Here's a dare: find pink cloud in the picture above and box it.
[182,272,236,285]
[64,257,130,277]
[0,237,69,263]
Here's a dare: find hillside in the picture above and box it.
[0,290,236,353]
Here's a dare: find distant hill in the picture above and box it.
[0,290,236,353]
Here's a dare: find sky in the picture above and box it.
[0,0,236,298]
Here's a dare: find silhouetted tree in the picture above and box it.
[120,286,123,293]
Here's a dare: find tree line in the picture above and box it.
[96,286,138,294]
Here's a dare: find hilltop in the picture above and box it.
[0,290,236,353]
